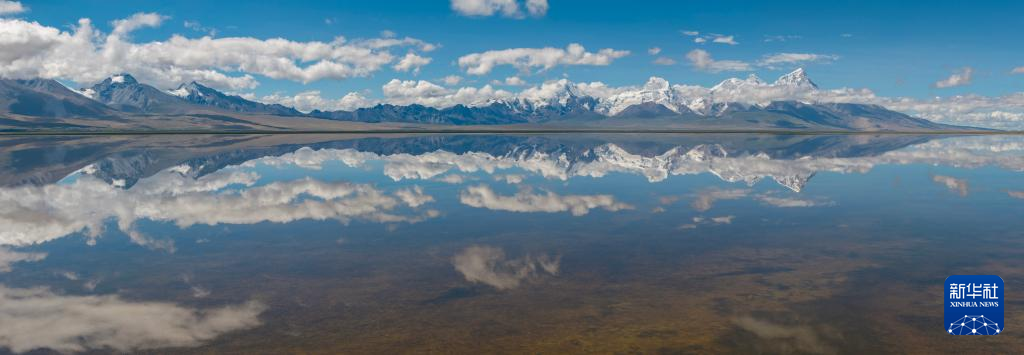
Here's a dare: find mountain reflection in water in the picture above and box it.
[0,133,1022,354]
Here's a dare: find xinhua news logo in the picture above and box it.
[945,275,1003,335]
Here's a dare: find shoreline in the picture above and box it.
[0,129,1019,136]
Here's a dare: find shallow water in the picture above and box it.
[0,133,1022,354]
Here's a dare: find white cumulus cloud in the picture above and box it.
[392,52,432,74]
[0,1,25,16]
[758,53,838,68]
[259,91,378,113]
[442,75,463,85]
[687,31,739,45]
[500,76,527,86]
[457,43,629,75]
[451,0,548,18]
[0,14,436,90]
[686,49,752,72]
[934,67,973,88]
[380,78,515,107]
[525,0,549,17]
[183,20,217,37]
[653,57,677,65]
[111,12,166,36]
[686,50,837,72]
[712,35,738,45]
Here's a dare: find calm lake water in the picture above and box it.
[0,133,1022,354]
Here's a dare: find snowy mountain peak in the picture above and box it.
[643,76,671,91]
[92,74,142,93]
[518,79,581,108]
[85,73,189,113]
[746,74,765,85]
[107,74,138,85]
[597,76,680,115]
[774,68,817,89]
[556,80,582,99]
[169,81,209,98]
[78,88,97,99]
[164,80,304,116]
[708,75,771,103]
[710,75,764,93]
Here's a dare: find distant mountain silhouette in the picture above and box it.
[0,69,978,131]
[170,81,303,116]
[0,78,116,118]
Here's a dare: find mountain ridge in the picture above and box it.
[169,81,304,116]
[0,69,983,132]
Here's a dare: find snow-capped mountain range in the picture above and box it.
[71,74,301,116]
[592,69,815,116]
[0,69,971,131]
[478,68,821,116]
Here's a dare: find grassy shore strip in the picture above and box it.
[0,129,1021,136]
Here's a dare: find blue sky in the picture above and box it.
[13,0,1023,99]
[3,0,1024,130]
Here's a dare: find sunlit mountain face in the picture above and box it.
[1,133,1023,353]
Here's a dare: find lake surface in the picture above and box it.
[0,133,1022,354]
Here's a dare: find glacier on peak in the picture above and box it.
[407,68,824,116]
[773,67,817,89]
[594,68,824,116]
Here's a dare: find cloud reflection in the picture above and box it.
[459,184,633,216]
[4,136,1019,249]
[682,215,735,229]
[932,175,969,196]
[0,168,438,248]
[732,316,836,354]
[711,215,735,224]
[493,174,525,184]
[0,247,46,272]
[240,136,1024,193]
[394,186,434,207]
[0,285,264,353]
[691,188,751,211]
[754,192,835,208]
[452,245,560,290]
